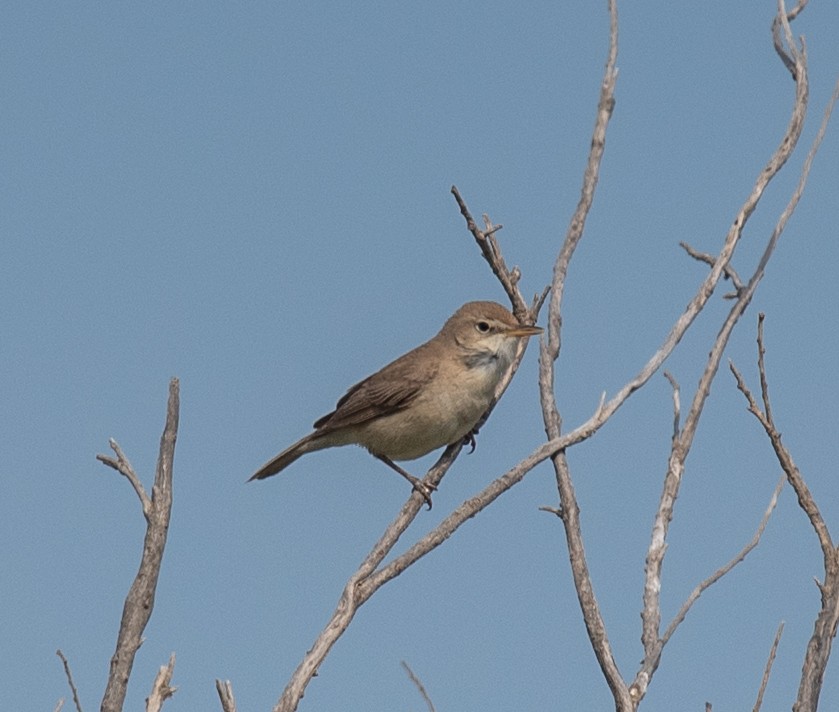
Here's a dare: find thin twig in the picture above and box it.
[663,372,681,441]
[96,440,152,521]
[756,314,774,425]
[56,649,83,712]
[401,661,436,712]
[772,0,809,79]
[679,241,744,296]
[537,0,628,707]
[660,475,785,649]
[450,186,530,318]
[730,362,832,554]
[753,622,784,712]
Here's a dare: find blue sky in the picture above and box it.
[2,2,838,710]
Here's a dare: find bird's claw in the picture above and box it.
[463,428,479,453]
[411,479,436,510]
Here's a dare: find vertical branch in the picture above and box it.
[98,378,180,712]
[538,0,631,708]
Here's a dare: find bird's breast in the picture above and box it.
[352,354,506,461]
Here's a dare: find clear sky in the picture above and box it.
[2,2,838,711]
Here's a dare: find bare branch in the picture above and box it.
[215,680,237,712]
[730,360,832,554]
[56,649,83,712]
[146,654,177,712]
[753,622,784,712]
[661,475,785,649]
[679,241,744,296]
[274,441,464,711]
[772,0,808,79]
[450,186,531,319]
[636,2,812,698]
[633,476,785,699]
[756,314,774,425]
[100,378,180,712]
[535,1,630,707]
[401,661,436,712]
[541,0,618,370]
[731,318,839,712]
[96,439,152,521]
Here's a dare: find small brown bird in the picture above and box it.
[250,301,541,506]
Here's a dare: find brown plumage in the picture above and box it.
[249,301,541,504]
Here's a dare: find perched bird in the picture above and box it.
[250,300,542,506]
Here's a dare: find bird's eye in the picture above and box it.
[475,320,491,333]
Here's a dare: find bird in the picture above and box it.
[249,300,542,507]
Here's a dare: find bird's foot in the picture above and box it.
[463,427,480,453]
[408,476,436,510]
[374,453,436,510]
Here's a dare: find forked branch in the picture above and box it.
[98,378,180,712]
[731,319,839,712]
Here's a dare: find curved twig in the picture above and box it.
[56,649,83,712]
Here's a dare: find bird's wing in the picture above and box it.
[313,343,437,431]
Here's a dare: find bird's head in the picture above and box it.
[443,301,542,366]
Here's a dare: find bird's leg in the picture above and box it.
[373,454,436,510]
[463,426,480,453]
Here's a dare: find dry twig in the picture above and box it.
[146,654,177,712]
[661,475,785,649]
[56,649,83,712]
[753,622,784,712]
[679,241,744,297]
[401,661,436,712]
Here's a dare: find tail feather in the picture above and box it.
[248,432,323,481]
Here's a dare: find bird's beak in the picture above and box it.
[505,324,543,337]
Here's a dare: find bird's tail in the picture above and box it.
[248,432,324,481]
